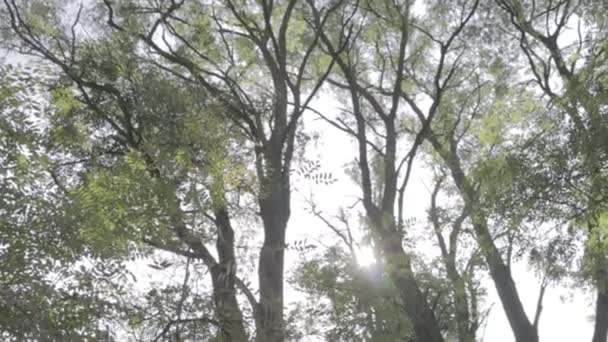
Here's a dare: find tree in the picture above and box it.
[493,1,608,341]
[1,0,351,340]
[310,0,480,341]
[0,60,117,341]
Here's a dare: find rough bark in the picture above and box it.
[155,177,251,341]
[256,170,290,342]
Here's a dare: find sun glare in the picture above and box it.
[355,246,377,267]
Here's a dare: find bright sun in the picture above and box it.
[355,246,377,267]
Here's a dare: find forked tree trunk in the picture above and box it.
[439,147,538,342]
[211,208,249,341]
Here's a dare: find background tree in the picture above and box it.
[493,1,608,341]
[1,1,254,339]
[1,0,351,340]
[0,59,120,341]
[309,0,480,341]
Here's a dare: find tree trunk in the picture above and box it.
[425,136,537,342]
[256,178,290,342]
[474,223,537,342]
[211,208,249,341]
[377,218,445,342]
[386,252,446,342]
[445,153,538,342]
[161,177,250,341]
[209,269,248,341]
[592,288,608,342]
[445,260,474,342]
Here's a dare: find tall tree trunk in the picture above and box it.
[152,169,250,341]
[256,169,290,342]
[593,290,608,342]
[345,75,445,342]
